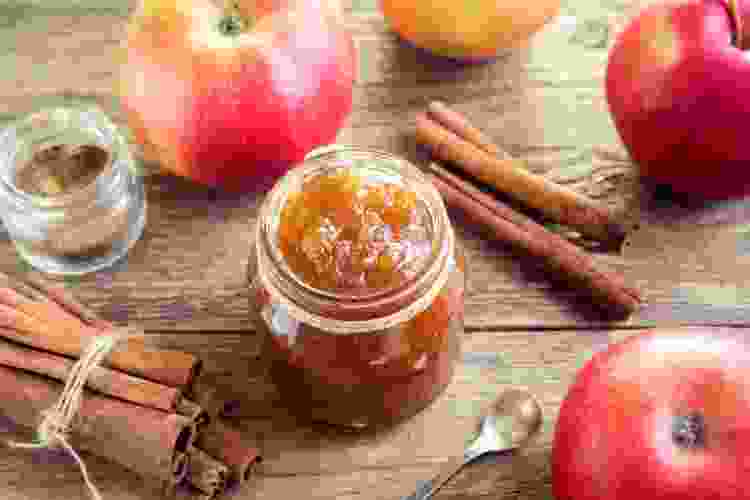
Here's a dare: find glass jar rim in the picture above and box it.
[0,105,128,210]
[255,146,455,334]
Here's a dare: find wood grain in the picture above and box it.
[0,327,611,500]
[0,0,748,499]
[2,0,747,330]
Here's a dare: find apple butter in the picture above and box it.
[247,147,465,428]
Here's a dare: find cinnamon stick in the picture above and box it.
[426,163,641,317]
[0,273,202,389]
[427,101,508,159]
[173,451,190,485]
[0,336,182,412]
[187,445,229,498]
[17,274,108,328]
[0,364,194,483]
[176,397,210,428]
[190,371,243,419]
[173,486,214,500]
[196,419,261,484]
[416,109,627,245]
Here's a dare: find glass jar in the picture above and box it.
[0,106,146,275]
[246,146,466,428]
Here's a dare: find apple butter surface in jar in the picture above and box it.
[247,147,466,429]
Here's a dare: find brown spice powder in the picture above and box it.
[14,144,131,257]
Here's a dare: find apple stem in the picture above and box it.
[672,413,704,449]
[219,0,252,36]
[728,0,745,49]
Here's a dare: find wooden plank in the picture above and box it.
[4,324,722,500]
[3,174,749,330]
[1,1,721,500]
[1,2,747,331]
[0,2,750,331]
[0,327,619,500]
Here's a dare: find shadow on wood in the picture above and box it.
[637,181,750,227]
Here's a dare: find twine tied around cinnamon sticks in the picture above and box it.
[6,326,141,500]
[0,273,262,500]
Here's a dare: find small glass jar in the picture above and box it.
[247,146,467,428]
[0,106,146,275]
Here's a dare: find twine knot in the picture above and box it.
[6,328,138,500]
[36,408,72,448]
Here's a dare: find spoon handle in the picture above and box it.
[405,452,481,500]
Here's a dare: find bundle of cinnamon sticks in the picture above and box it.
[0,272,261,499]
[416,101,642,318]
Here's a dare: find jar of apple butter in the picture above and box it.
[246,146,466,428]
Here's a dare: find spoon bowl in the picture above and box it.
[494,387,544,448]
[405,388,543,500]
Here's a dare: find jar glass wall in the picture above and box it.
[247,147,466,428]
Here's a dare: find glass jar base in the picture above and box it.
[14,195,146,276]
[308,374,455,430]
[266,334,460,430]
[277,367,457,431]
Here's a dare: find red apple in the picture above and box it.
[117,0,356,189]
[553,327,750,500]
[605,0,750,199]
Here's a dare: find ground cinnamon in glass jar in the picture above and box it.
[247,147,466,429]
[0,106,147,275]
[15,144,107,196]
[14,144,130,257]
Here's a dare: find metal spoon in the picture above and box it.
[404,388,543,500]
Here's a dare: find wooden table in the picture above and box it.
[2,1,749,499]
